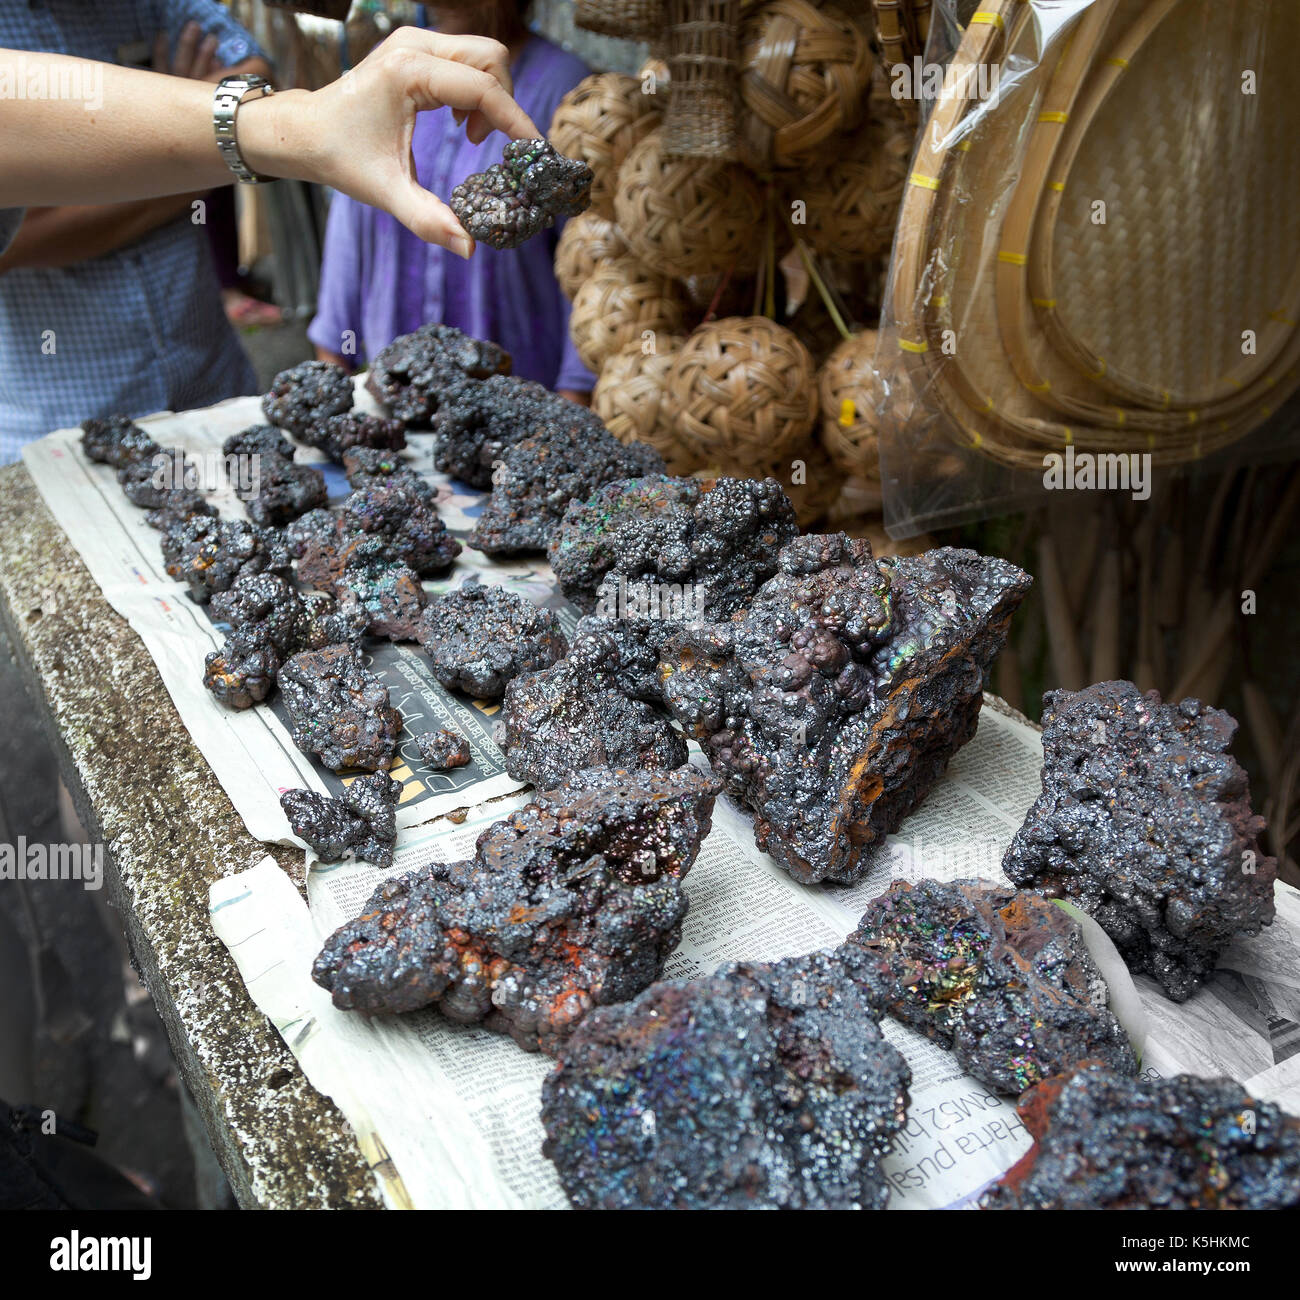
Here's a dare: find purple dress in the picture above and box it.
[309,35,595,392]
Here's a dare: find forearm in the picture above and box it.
[0,52,315,206]
[0,193,198,271]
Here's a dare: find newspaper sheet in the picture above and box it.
[210,701,1300,1210]
[21,388,581,843]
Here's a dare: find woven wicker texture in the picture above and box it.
[792,98,911,262]
[549,73,662,222]
[736,0,875,171]
[569,256,687,374]
[818,330,883,482]
[884,0,1300,470]
[666,315,818,465]
[574,0,665,38]
[555,212,629,301]
[615,129,767,278]
[663,0,742,160]
[593,337,700,474]
[871,0,931,72]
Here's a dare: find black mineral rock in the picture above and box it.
[116,447,188,508]
[540,947,911,1210]
[548,474,799,615]
[417,579,567,700]
[450,138,592,251]
[144,490,216,532]
[365,323,511,427]
[341,446,435,500]
[160,515,291,603]
[416,728,471,770]
[202,623,281,710]
[281,771,401,869]
[303,412,406,463]
[222,425,295,464]
[1001,680,1277,1002]
[468,422,665,555]
[844,879,1136,1095]
[433,373,607,490]
[338,479,460,576]
[279,642,401,772]
[983,1062,1300,1210]
[80,415,159,468]
[312,766,722,1052]
[332,538,427,641]
[500,657,688,789]
[261,361,354,436]
[660,534,1031,884]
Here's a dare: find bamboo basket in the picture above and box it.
[570,256,688,374]
[884,0,1300,472]
[555,212,628,301]
[573,0,665,38]
[663,0,742,160]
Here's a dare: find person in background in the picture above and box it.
[310,1,595,403]
[0,4,271,464]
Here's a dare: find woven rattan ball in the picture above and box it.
[792,104,911,262]
[555,212,628,301]
[574,0,665,38]
[737,0,874,171]
[666,315,818,466]
[570,256,687,374]
[817,330,885,481]
[549,73,662,222]
[614,129,766,279]
[593,337,700,474]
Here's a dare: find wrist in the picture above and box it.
[237,88,316,184]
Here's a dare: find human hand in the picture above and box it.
[153,22,220,82]
[241,28,540,257]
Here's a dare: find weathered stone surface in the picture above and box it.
[0,464,380,1207]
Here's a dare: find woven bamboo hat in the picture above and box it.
[885,0,1300,471]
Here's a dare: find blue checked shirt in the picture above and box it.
[0,1,264,463]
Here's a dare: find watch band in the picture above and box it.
[213,74,276,184]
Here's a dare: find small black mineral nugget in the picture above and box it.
[450,138,592,250]
[281,772,401,868]
[81,415,159,468]
[416,728,472,770]
[417,579,567,700]
[261,360,354,436]
[365,323,511,427]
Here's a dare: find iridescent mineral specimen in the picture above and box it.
[338,479,460,575]
[433,373,607,490]
[660,534,1031,884]
[417,579,567,700]
[416,728,471,770]
[365,323,511,427]
[1002,680,1277,1002]
[285,508,338,561]
[80,415,159,468]
[117,447,188,508]
[983,1062,1300,1209]
[302,412,406,463]
[331,538,427,641]
[312,766,722,1051]
[468,422,665,555]
[202,622,281,710]
[341,446,434,500]
[843,879,1136,1095]
[280,772,401,869]
[279,642,400,772]
[160,515,291,603]
[210,570,308,651]
[450,138,592,250]
[261,360,353,436]
[222,425,295,463]
[548,474,799,615]
[144,490,216,532]
[540,947,911,1209]
[500,657,688,789]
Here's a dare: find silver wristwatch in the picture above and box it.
[213,74,276,184]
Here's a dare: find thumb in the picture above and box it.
[386,179,475,258]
